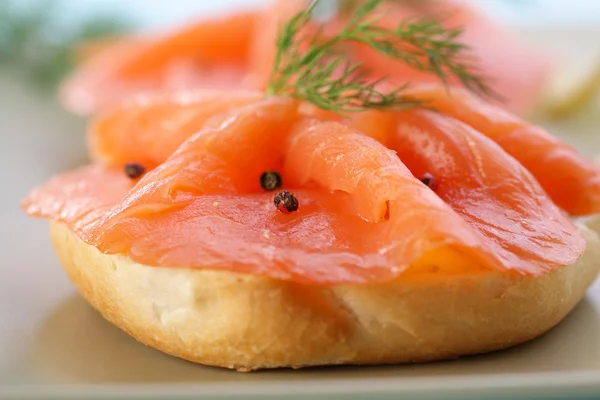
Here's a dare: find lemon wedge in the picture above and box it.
[545,55,600,119]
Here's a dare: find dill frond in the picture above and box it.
[267,0,496,116]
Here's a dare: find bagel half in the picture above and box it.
[50,220,600,371]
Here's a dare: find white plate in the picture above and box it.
[1,24,599,400]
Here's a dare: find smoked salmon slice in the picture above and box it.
[89,90,262,168]
[402,84,600,216]
[246,0,308,91]
[22,97,584,284]
[60,0,547,115]
[117,12,258,77]
[60,11,258,115]
[89,83,600,217]
[389,109,584,271]
[23,165,132,236]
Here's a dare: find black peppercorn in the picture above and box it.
[274,190,299,213]
[124,163,146,179]
[420,172,437,190]
[260,171,283,191]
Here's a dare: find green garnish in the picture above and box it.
[0,0,132,91]
[267,0,495,116]
[338,0,428,15]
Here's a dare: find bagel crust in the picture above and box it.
[50,221,600,371]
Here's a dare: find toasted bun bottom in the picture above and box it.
[50,221,600,371]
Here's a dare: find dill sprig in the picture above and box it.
[338,0,427,15]
[371,18,496,99]
[267,0,496,116]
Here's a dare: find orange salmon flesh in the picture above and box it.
[59,0,549,116]
[23,92,591,284]
[24,1,598,285]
